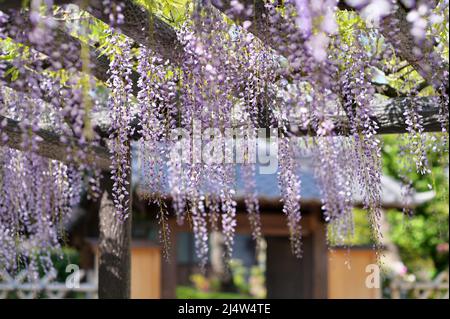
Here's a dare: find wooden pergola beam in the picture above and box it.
[107,96,444,139]
[3,10,140,95]
[0,90,444,174]
[368,96,444,134]
[0,114,111,169]
[277,97,443,137]
[83,0,182,64]
[1,0,184,60]
[323,96,444,136]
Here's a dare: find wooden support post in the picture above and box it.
[98,159,132,298]
[265,210,328,298]
[310,210,328,298]
[266,235,312,298]
[161,219,177,298]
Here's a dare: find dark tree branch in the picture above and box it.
[379,4,448,89]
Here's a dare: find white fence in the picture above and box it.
[389,271,449,299]
[0,269,97,299]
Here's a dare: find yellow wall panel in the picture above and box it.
[328,249,381,299]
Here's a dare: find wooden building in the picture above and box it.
[74,160,433,299]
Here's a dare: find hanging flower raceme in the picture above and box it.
[339,46,383,246]
[107,35,134,221]
[219,165,238,262]
[278,137,302,257]
[137,47,177,197]
[0,4,106,279]
[242,162,262,247]
[312,136,355,245]
[0,148,82,278]
[136,46,178,258]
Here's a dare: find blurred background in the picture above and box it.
[1,134,447,299]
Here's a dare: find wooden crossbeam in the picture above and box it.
[0,114,111,169]
[284,96,444,136]
[3,10,140,95]
[0,95,443,172]
[341,96,444,135]
[83,0,182,63]
[0,65,112,169]
[24,0,183,64]
[1,0,184,60]
[92,97,445,140]
[1,59,112,138]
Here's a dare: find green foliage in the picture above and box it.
[327,208,374,247]
[0,37,28,81]
[176,286,252,299]
[50,247,81,282]
[382,134,449,276]
[228,260,266,297]
[229,259,250,295]
[137,0,192,27]
[335,10,366,46]
[431,2,449,61]
[183,258,266,299]
[329,133,449,278]
[12,246,80,282]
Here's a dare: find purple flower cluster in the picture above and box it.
[107,34,133,221]
[0,7,107,277]
[243,162,262,247]
[0,148,82,279]
[137,48,176,198]
[312,136,355,245]
[278,138,302,257]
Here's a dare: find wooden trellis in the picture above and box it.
[0,0,447,299]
